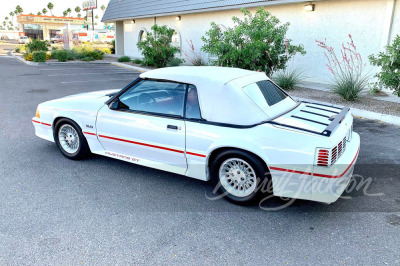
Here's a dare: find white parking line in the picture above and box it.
[60,78,134,84]
[49,72,136,76]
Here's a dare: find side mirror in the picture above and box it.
[108,99,119,110]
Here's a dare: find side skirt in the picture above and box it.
[92,150,188,176]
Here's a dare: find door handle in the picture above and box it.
[167,125,179,130]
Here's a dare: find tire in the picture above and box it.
[210,149,269,204]
[54,118,90,160]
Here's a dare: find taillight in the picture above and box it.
[316,137,348,167]
[317,149,329,166]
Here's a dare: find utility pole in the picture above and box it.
[92,9,94,31]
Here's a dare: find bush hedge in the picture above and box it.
[118,56,131,62]
[32,51,46,62]
[56,50,68,62]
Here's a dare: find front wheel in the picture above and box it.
[54,119,90,160]
[210,150,269,204]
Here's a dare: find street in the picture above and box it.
[0,57,399,264]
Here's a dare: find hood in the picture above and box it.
[39,89,121,114]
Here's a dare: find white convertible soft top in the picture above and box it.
[140,66,286,125]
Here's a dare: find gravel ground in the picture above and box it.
[290,87,400,116]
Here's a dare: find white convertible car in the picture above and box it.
[32,67,360,204]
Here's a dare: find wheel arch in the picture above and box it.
[207,146,270,174]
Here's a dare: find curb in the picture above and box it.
[294,96,400,127]
[11,52,39,66]
[111,62,149,73]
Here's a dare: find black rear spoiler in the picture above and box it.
[267,100,350,137]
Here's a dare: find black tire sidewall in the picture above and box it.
[54,118,89,160]
[210,149,268,204]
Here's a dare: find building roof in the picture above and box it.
[102,0,308,22]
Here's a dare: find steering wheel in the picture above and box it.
[137,93,156,105]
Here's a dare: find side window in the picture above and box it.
[185,85,201,120]
[119,80,186,117]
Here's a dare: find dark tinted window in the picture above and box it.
[185,85,201,119]
[119,80,186,116]
[255,80,287,106]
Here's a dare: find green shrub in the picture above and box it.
[56,50,68,62]
[316,34,369,101]
[81,56,95,61]
[32,51,46,62]
[14,47,21,53]
[273,67,305,90]
[369,35,400,97]
[25,39,49,53]
[118,56,131,62]
[88,50,104,60]
[201,8,306,76]
[132,59,142,64]
[110,40,115,54]
[137,24,180,68]
[66,49,80,60]
[166,58,184,67]
[51,49,60,59]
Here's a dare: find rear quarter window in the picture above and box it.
[243,80,287,109]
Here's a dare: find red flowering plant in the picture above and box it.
[316,34,370,101]
[183,40,206,66]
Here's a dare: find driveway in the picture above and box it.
[0,57,399,265]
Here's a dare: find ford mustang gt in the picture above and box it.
[32,66,360,204]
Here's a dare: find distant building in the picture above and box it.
[17,14,84,40]
[102,0,400,83]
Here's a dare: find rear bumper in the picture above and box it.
[310,132,360,203]
[32,117,54,142]
[270,132,360,203]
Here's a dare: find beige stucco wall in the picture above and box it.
[118,0,399,83]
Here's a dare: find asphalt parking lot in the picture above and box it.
[0,57,399,265]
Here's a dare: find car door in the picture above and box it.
[96,79,187,175]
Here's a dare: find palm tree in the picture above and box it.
[5,17,8,21]
[37,12,42,15]
[9,12,14,24]
[101,5,106,13]
[47,2,54,16]
[2,21,6,27]
[95,15,99,19]
[63,11,68,17]
[75,6,81,14]
[15,5,23,15]
[42,8,47,15]
[67,8,72,17]
[77,13,81,18]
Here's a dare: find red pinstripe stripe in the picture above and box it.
[32,119,51,126]
[84,132,96,136]
[99,134,185,154]
[270,148,359,179]
[186,151,207,158]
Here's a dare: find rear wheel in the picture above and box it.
[54,119,90,160]
[210,149,269,204]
